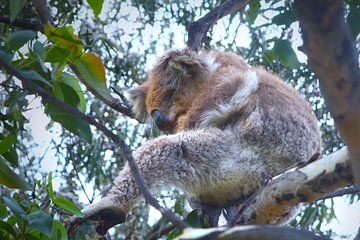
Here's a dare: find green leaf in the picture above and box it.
[347,5,360,39]
[9,0,26,21]
[52,197,84,218]
[53,82,80,107]
[44,25,83,59]
[245,0,260,24]
[48,172,54,200]
[45,46,70,63]
[8,30,36,51]
[272,9,296,27]
[185,210,210,228]
[73,52,113,102]
[2,147,19,167]
[0,133,16,155]
[272,39,300,69]
[33,41,45,58]
[45,81,91,143]
[0,49,13,63]
[51,220,68,240]
[46,102,92,143]
[0,220,17,237]
[19,70,52,88]
[0,157,31,190]
[27,212,53,237]
[59,73,86,112]
[3,197,25,215]
[87,0,104,17]
[68,230,86,240]
[167,228,181,240]
[0,203,8,219]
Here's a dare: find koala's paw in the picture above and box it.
[88,208,127,235]
[68,208,126,236]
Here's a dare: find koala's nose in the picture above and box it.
[151,109,172,131]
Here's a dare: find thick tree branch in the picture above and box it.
[0,59,188,232]
[294,0,360,185]
[235,147,353,224]
[187,0,250,51]
[177,225,328,240]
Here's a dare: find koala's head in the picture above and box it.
[126,48,208,131]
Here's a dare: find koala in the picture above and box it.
[80,48,321,234]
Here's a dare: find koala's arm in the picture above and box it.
[81,128,264,234]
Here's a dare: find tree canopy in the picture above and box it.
[0,0,359,239]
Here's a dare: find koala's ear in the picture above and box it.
[126,82,149,122]
[158,48,207,84]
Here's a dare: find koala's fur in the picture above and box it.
[82,49,321,234]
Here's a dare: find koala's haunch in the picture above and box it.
[81,48,321,234]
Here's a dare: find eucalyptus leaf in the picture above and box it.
[87,0,104,17]
[9,0,26,21]
[0,133,16,155]
[0,220,17,237]
[52,196,84,218]
[3,197,25,215]
[347,5,360,39]
[8,30,36,51]
[20,70,53,88]
[73,52,113,102]
[51,220,68,240]
[27,212,53,237]
[0,157,31,190]
[272,39,300,69]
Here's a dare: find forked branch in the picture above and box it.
[187,0,250,51]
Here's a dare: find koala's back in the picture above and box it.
[181,51,321,175]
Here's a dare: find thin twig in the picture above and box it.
[145,223,175,240]
[319,186,359,200]
[0,59,188,231]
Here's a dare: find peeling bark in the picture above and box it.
[236,147,353,224]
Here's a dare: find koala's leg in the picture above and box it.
[82,128,262,234]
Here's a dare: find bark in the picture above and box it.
[236,147,353,224]
[176,148,354,239]
[177,225,328,240]
[294,0,360,186]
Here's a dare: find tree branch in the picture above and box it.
[0,16,43,32]
[177,225,328,240]
[0,59,188,232]
[69,65,134,118]
[294,0,360,186]
[31,0,53,25]
[320,185,359,200]
[187,0,250,51]
[234,147,353,224]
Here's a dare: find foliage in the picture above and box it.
[0,0,358,239]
